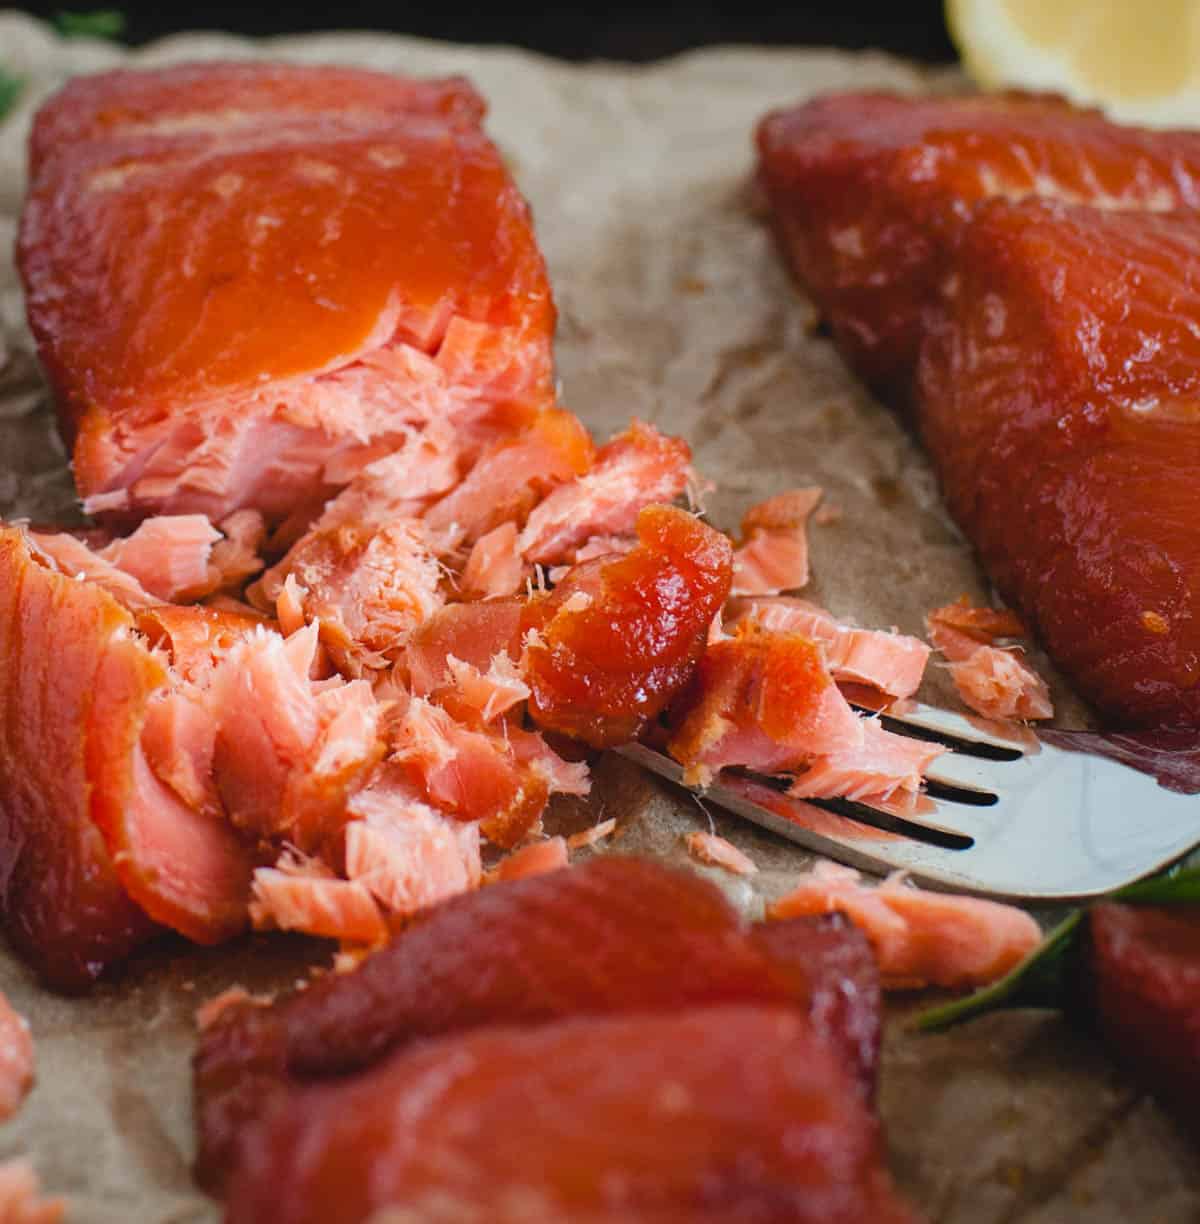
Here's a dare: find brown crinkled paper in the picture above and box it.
[0,11,1196,1222]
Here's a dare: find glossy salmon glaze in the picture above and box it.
[523,505,733,746]
[918,200,1200,726]
[192,856,881,1189]
[18,63,555,523]
[224,1005,914,1224]
[757,90,1200,396]
[1085,902,1200,1139]
[760,93,1200,728]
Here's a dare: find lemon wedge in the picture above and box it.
[946,0,1200,127]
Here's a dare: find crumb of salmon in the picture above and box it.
[684,831,758,877]
[731,597,930,700]
[0,1159,66,1224]
[195,986,274,1032]
[1141,610,1170,635]
[488,836,569,883]
[927,600,1053,721]
[769,861,1041,990]
[566,817,618,850]
[0,994,33,1123]
[730,488,822,597]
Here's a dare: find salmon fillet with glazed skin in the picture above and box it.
[223,1005,915,1224]
[756,90,1200,398]
[759,92,1200,728]
[18,62,555,525]
[192,856,882,1190]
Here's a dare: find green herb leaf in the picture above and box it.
[914,863,1200,1033]
[915,910,1082,1032]
[0,68,23,119]
[55,10,127,40]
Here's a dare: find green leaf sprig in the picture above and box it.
[0,68,23,120]
[915,863,1200,1032]
[55,10,127,40]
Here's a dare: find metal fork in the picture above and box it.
[619,701,1200,902]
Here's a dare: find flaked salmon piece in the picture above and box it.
[423,408,594,544]
[209,625,384,850]
[344,787,481,918]
[566,817,618,850]
[193,857,882,1190]
[732,597,930,699]
[769,862,1041,990]
[730,488,822,596]
[313,419,465,535]
[405,600,524,696]
[927,598,1026,645]
[490,836,569,882]
[460,521,523,599]
[440,654,530,723]
[949,646,1054,722]
[0,995,33,1124]
[97,514,221,601]
[667,621,864,788]
[208,509,267,590]
[387,695,554,848]
[0,1161,65,1224]
[684,830,758,876]
[26,529,158,610]
[135,603,270,684]
[223,1005,914,1224]
[249,867,387,945]
[523,505,733,746]
[518,422,694,565]
[0,526,161,989]
[926,600,1053,721]
[20,63,555,524]
[197,987,277,1034]
[252,520,443,675]
[789,718,946,816]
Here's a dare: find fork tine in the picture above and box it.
[865,701,1031,759]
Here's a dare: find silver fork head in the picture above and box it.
[619,703,1200,903]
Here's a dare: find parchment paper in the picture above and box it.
[0,11,1196,1222]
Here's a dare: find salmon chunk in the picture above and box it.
[224,1005,914,1224]
[18,63,555,524]
[192,856,882,1189]
[759,92,1200,727]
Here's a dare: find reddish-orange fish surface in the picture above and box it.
[917,200,1200,727]
[18,63,554,524]
[1086,903,1200,1139]
[224,1005,914,1224]
[758,93,1200,727]
[756,91,1200,398]
[0,527,161,990]
[193,856,880,1191]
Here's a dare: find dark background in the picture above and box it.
[16,3,957,63]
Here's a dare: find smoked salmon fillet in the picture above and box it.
[192,856,881,1190]
[756,91,1200,398]
[758,93,1200,727]
[917,200,1200,727]
[223,1005,915,1224]
[17,63,555,524]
